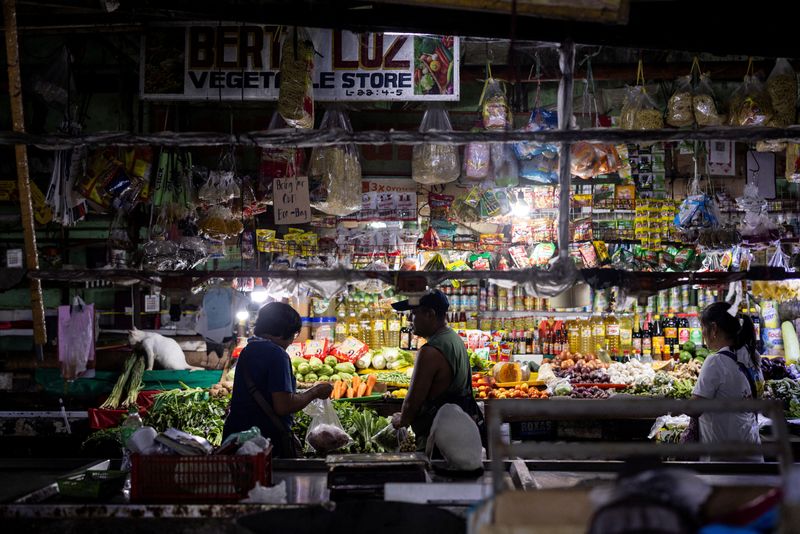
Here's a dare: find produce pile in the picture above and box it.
[144,385,229,446]
[100,351,146,410]
[761,356,800,381]
[765,378,800,419]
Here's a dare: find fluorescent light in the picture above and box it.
[250,286,269,304]
[368,221,388,229]
[236,310,250,322]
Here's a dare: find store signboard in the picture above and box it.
[340,178,418,222]
[141,24,459,101]
[274,176,312,225]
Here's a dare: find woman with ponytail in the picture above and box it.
[692,301,765,461]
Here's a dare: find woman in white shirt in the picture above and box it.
[692,301,763,461]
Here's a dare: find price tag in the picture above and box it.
[6,249,23,268]
[144,295,159,313]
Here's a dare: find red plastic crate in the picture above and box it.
[130,447,272,503]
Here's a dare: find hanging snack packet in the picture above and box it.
[513,108,559,160]
[481,78,511,130]
[693,73,725,126]
[728,74,773,127]
[308,107,362,216]
[464,141,492,180]
[766,58,797,127]
[666,75,695,128]
[278,27,315,129]
[620,84,664,130]
[412,105,460,184]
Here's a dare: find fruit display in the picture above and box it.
[486,383,549,400]
[554,360,611,384]
[607,359,656,386]
[761,357,800,381]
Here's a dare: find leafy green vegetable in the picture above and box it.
[144,385,229,446]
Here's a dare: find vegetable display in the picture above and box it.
[144,385,229,446]
[100,351,146,410]
[765,379,800,419]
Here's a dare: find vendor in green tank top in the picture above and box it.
[390,289,478,451]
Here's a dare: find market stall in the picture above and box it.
[1,0,800,531]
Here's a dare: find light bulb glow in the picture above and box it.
[512,192,530,218]
[250,286,269,303]
[236,310,250,322]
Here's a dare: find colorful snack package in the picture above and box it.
[579,242,599,268]
[508,245,531,269]
[593,241,610,265]
[530,243,556,267]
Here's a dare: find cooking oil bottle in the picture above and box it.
[579,318,593,355]
[618,313,633,354]
[347,311,360,342]
[591,314,606,355]
[387,311,401,348]
[335,303,348,343]
[604,312,620,357]
[371,307,386,349]
[567,319,580,354]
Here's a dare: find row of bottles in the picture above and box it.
[440,282,553,312]
[335,298,402,349]
[565,312,705,362]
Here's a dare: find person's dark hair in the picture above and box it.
[254,302,301,340]
[701,301,759,366]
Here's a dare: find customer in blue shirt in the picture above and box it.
[223,302,332,457]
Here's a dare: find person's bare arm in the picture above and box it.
[396,345,444,428]
[272,383,333,417]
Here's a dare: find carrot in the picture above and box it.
[347,387,355,399]
[333,380,344,400]
[351,375,361,392]
[365,374,377,396]
[357,383,367,398]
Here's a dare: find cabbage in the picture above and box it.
[330,374,341,382]
[335,362,356,374]
[371,354,386,370]
[305,373,319,383]
[387,360,405,370]
[324,356,339,367]
[291,356,306,368]
[356,353,372,369]
[309,357,324,372]
[297,363,310,375]
[382,347,400,363]
[318,364,334,376]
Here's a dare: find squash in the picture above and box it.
[492,362,530,384]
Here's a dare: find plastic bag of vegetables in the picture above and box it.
[303,398,353,455]
[308,107,362,216]
[277,26,314,129]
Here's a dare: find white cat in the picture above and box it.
[128,328,204,371]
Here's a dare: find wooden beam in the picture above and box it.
[3,0,46,355]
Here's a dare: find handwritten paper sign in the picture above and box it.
[274,176,311,224]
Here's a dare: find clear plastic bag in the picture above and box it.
[728,74,774,126]
[259,112,305,201]
[277,27,314,129]
[308,107,362,216]
[767,58,797,127]
[786,143,800,183]
[620,85,663,130]
[197,205,243,239]
[693,73,725,126]
[463,142,492,180]
[513,107,558,160]
[198,170,239,205]
[481,78,510,130]
[491,144,519,187]
[666,75,695,127]
[303,398,353,455]
[412,105,460,184]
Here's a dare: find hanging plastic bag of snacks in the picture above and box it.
[198,148,240,205]
[412,105,460,185]
[728,62,774,127]
[198,205,243,239]
[480,74,511,130]
[513,107,558,160]
[308,107,362,216]
[463,141,492,180]
[620,61,664,130]
[766,58,797,127]
[786,144,800,183]
[666,75,695,128]
[259,111,305,200]
[491,144,519,187]
[693,73,725,126]
[278,27,315,129]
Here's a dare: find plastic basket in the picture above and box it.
[130,447,272,503]
[57,470,128,500]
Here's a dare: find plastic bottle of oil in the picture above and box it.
[591,315,606,354]
[347,311,360,342]
[371,308,386,349]
[387,312,401,348]
[604,312,620,357]
[335,305,348,343]
[580,318,593,355]
[567,319,580,354]
[618,313,633,354]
